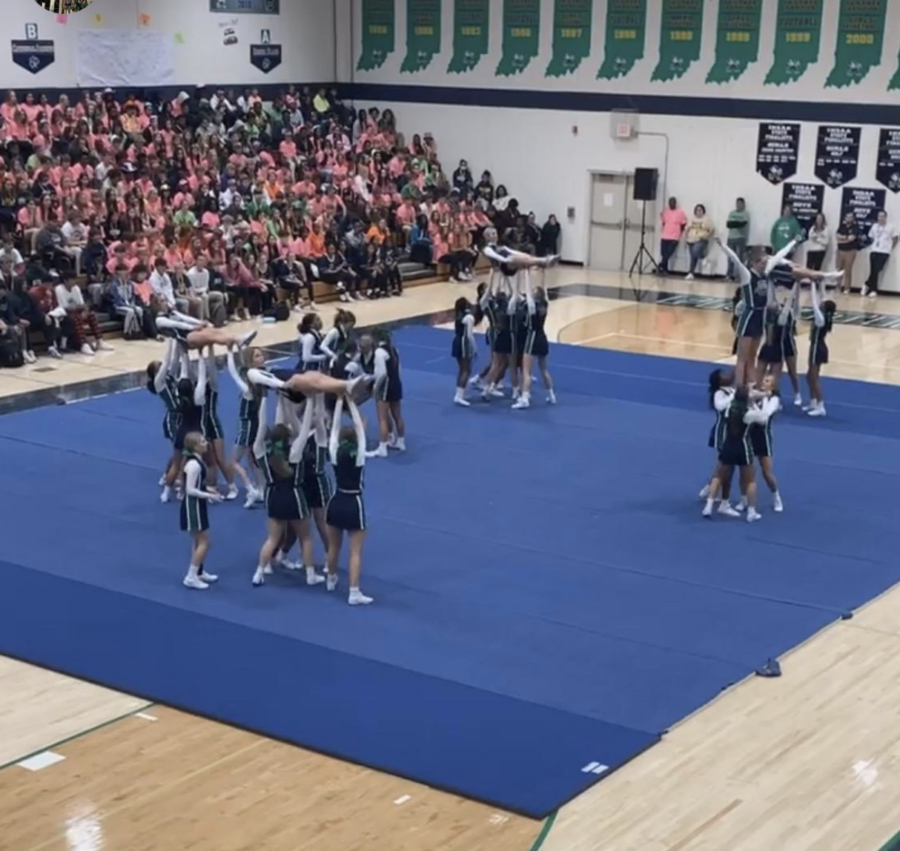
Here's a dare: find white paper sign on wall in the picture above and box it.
[25,23,39,40]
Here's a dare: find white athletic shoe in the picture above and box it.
[244,487,261,509]
[238,330,258,348]
[280,559,302,571]
[389,437,407,452]
[160,487,171,504]
[98,341,115,351]
[183,575,209,590]
[469,376,484,388]
[773,493,784,513]
[793,393,802,407]
[685,273,695,281]
[698,484,710,499]
[808,404,827,418]
[746,508,762,523]
[868,291,878,299]
[348,589,374,606]
[454,396,471,407]
[366,444,389,458]
[81,344,95,356]
[306,569,327,586]
[198,570,218,583]
[861,286,869,297]
[735,498,747,513]
[263,564,273,575]
[512,397,530,410]
[326,574,339,592]
[702,499,714,518]
[547,390,557,405]
[48,345,62,359]
[717,502,741,518]
[225,484,239,501]
[252,567,266,586]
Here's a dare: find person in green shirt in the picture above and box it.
[771,204,802,255]
[725,197,750,281]
[172,200,198,230]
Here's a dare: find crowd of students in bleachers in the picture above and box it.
[0,84,560,368]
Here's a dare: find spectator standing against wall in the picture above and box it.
[684,205,715,281]
[725,198,750,281]
[862,210,898,298]
[835,212,860,294]
[539,215,561,257]
[806,213,830,271]
[658,197,687,276]
[771,204,802,255]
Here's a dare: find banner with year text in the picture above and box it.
[825,0,887,88]
[358,0,396,71]
[597,0,646,79]
[496,0,541,76]
[706,0,763,84]
[448,0,490,73]
[402,0,442,73]
[651,0,704,82]
[765,0,824,86]
[546,0,593,77]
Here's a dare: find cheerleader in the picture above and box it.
[156,313,257,351]
[251,392,325,588]
[147,338,184,503]
[743,375,783,512]
[807,277,836,418]
[698,368,739,515]
[479,276,512,400]
[758,274,803,406]
[320,309,356,368]
[367,329,405,457]
[300,393,333,557]
[470,283,497,391]
[326,393,373,605]
[702,387,769,522]
[194,346,241,500]
[452,297,477,406]
[511,275,556,409]
[298,312,328,372]
[181,431,224,590]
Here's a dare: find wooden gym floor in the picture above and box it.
[2,268,900,851]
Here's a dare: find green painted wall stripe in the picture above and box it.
[528,810,558,851]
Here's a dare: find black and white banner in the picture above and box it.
[250,43,282,73]
[841,187,886,243]
[876,129,900,194]
[11,40,55,75]
[782,182,824,233]
[756,122,800,185]
[814,125,860,188]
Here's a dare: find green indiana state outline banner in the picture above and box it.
[825,0,887,88]
[546,0,593,77]
[651,0,704,82]
[597,0,647,80]
[448,0,490,73]
[765,0,824,85]
[358,0,396,71]
[496,0,541,76]
[706,0,763,84]
[402,0,442,73]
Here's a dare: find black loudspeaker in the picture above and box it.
[633,168,659,202]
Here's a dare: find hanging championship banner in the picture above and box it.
[448,0,490,73]
[764,0,824,86]
[826,0,886,87]
[546,0,593,77]
[597,0,647,79]
[876,129,900,193]
[756,122,800,185]
[706,0,763,84]
[841,187,886,244]
[402,0,442,73]
[11,40,55,75]
[782,183,824,232]
[496,0,541,76]
[651,0,704,82]
[250,44,282,73]
[814,126,860,188]
[357,0,396,71]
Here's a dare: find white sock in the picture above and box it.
[189,563,201,577]
[379,442,388,453]
[454,387,463,401]
[704,498,715,512]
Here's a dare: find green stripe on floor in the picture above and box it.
[528,810,557,851]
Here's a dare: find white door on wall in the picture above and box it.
[623,174,657,275]
[587,173,629,271]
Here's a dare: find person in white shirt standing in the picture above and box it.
[60,211,89,276]
[863,210,898,298]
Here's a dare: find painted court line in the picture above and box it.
[393,795,411,805]
[18,751,65,772]
[135,712,158,721]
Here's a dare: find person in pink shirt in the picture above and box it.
[659,196,688,275]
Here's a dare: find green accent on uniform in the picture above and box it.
[764,0,824,86]
[825,0,887,88]
[448,0,490,73]
[545,0,593,77]
[651,0,704,82]
[358,0,396,71]
[706,0,763,84]
[496,0,541,76]
[401,0,442,73]
[597,0,647,79]
[528,811,558,851]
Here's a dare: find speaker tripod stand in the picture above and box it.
[628,200,658,278]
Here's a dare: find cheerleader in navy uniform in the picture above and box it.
[180,431,224,590]
[807,276,837,418]
[512,276,556,409]
[147,338,184,503]
[702,387,769,522]
[452,297,477,406]
[479,276,512,400]
[325,393,373,605]
[470,283,496,391]
[300,394,333,557]
[298,312,328,372]
[251,392,325,588]
[743,375,784,512]
[194,346,241,500]
[320,310,356,370]
[367,330,406,457]
[698,368,739,514]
